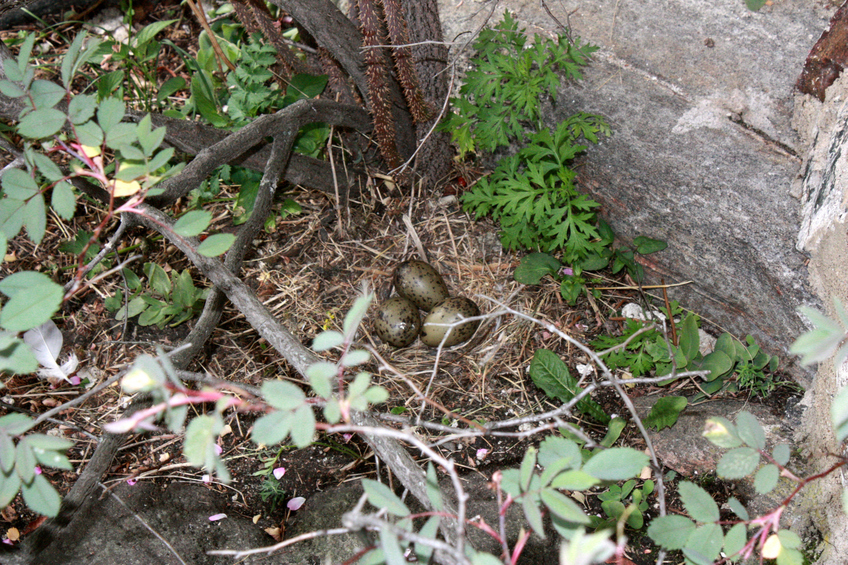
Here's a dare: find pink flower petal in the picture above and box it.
[214,444,223,456]
[476,448,489,461]
[287,497,305,511]
[273,467,286,480]
[342,433,353,443]
[34,466,42,475]
[208,513,227,522]
[69,376,81,385]
[2,539,12,545]
[202,474,212,484]
[126,478,137,486]
[561,267,574,276]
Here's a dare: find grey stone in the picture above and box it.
[440,0,832,383]
[31,481,276,565]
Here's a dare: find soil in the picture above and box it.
[0,3,809,565]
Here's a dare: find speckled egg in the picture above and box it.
[420,297,480,348]
[374,296,422,348]
[393,260,450,312]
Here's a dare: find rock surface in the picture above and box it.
[439,0,832,383]
[29,481,276,565]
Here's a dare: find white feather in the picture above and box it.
[22,320,77,381]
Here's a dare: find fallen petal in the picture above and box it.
[208,513,227,522]
[287,497,305,511]
[273,467,286,480]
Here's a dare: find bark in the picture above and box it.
[268,0,417,160]
[403,0,453,187]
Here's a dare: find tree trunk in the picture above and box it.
[403,0,454,188]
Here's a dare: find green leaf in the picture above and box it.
[678,481,719,523]
[777,548,804,565]
[599,417,626,448]
[0,197,25,240]
[157,76,186,103]
[74,120,104,147]
[2,168,39,199]
[777,529,801,549]
[62,33,100,89]
[0,272,63,332]
[323,399,341,424]
[703,416,743,448]
[29,80,65,111]
[106,123,137,149]
[133,20,177,48]
[67,93,97,125]
[514,253,561,284]
[522,494,545,537]
[191,72,228,127]
[0,79,24,98]
[98,97,126,132]
[0,336,37,374]
[379,527,405,565]
[717,447,760,480]
[21,473,61,517]
[96,69,124,99]
[699,350,734,381]
[183,415,221,467]
[633,236,667,255]
[529,349,609,423]
[312,330,344,351]
[414,515,440,564]
[290,404,315,448]
[343,294,373,339]
[286,73,329,100]
[558,527,616,565]
[173,210,211,237]
[0,433,13,473]
[143,262,171,297]
[735,411,765,450]
[425,462,443,511]
[340,349,370,367]
[791,306,845,366]
[251,411,293,446]
[648,515,696,550]
[754,464,779,494]
[261,380,305,411]
[0,413,33,436]
[25,434,73,452]
[727,496,749,521]
[678,314,700,363]
[550,470,599,491]
[305,362,335,399]
[18,108,66,138]
[540,488,589,524]
[362,478,410,517]
[831,386,848,443]
[583,448,648,481]
[50,182,76,220]
[23,192,46,244]
[0,469,20,509]
[723,522,747,559]
[197,233,234,257]
[645,396,687,431]
[519,446,537,491]
[538,436,582,470]
[15,441,35,484]
[684,523,723,565]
